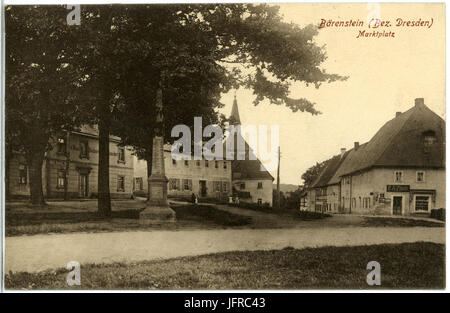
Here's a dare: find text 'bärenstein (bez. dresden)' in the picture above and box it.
[318,18,434,38]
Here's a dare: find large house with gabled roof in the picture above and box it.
[309,148,350,213]
[308,98,445,216]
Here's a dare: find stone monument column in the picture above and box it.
[139,87,176,224]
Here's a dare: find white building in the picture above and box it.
[309,98,445,216]
[133,96,274,206]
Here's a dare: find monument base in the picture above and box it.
[139,204,176,225]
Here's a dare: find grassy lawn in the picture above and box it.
[5,203,250,236]
[363,217,444,228]
[5,242,444,290]
[173,204,251,226]
[231,204,331,220]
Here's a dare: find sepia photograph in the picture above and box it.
[0,1,446,295]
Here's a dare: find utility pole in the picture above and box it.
[276,146,280,209]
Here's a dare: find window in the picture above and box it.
[223,161,227,169]
[169,178,179,190]
[57,137,66,154]
[351,198,356,209]
[240,182,245,190]
[213,181,221,192]
[196,160,201,167]
[362,197,371,209]
[423,130,437,146]
[415,196,430,212]
[79,140,89,159]
[19,164,27,184]
[257,199,262,206]
[416,171,425,182]
[257,182,263,189]
[172,159,177,165]
[394,171,403,182]
[118,147,125,163]
[57,170,66,189]
[135,177,143,190]
[205,160,209,168]
[215,161,219,169]
[222,182,228,192]
[183,179,192,191]
[184,160,189,167]
[117,176,125,192]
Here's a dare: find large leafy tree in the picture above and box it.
[301,159,331,188]
[6,4,345,213]
[102,4,345,213]
[5,5,89,206]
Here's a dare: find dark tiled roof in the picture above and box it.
[227,96,274,181]
[312,150,350,188]
[225,131,274,181]
[232,159,274,181]
[230,138,275,181]
[334,102,445,178]
[73,124,121,141]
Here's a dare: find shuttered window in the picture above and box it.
[183,179,192,191]
[19,164,27,185]
[117,176,125,192]
[57,170,66,189]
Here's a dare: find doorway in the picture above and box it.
[393,196,402,215]
[79,174,89,198]
[199,180,207,197]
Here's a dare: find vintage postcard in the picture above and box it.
[0,1,446,296]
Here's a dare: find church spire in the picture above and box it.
[230,93,241,125]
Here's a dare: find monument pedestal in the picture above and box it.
[139,175,176,225]
[139,205,176,225]
[138,87,176,225]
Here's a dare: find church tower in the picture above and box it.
[228,94,274,206]
[229,95,241,126]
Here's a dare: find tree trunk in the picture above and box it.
[5,144,12,200]
[27,150,46,207]
[64,132,70,201]
[98,115,111,217]
[145,142,153,201]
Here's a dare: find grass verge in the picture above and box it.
[6,204,250,236]
[5,242,444,290]
[230,203,331,220]
[171,204,251,226]
[363,217,444,228]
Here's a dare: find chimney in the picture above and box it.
[415,98,424,107]
[396,111,401,117]
[340,148,346,157]
[354,142,359,150]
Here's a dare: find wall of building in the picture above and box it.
[8,132,134,199]
[7,154,32,197]
[326,184,341,213]
[313,186,327,212]
[307,189,316,211]
[341,167,445,215]
[232,179,273,206]
[133,153,232,200]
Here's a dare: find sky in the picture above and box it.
[218,3,446,185]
